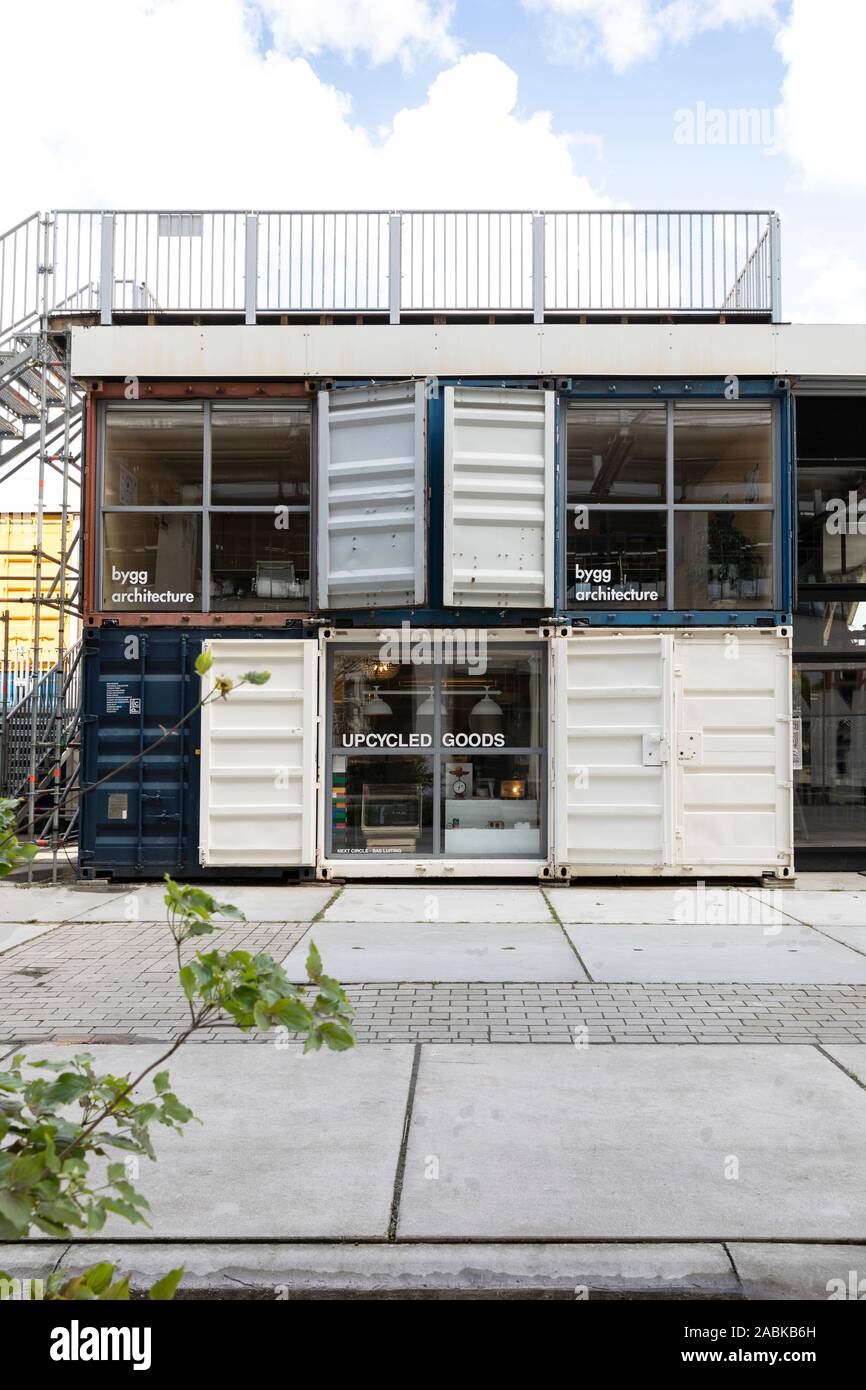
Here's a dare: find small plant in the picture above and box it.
[0,655,354,1300]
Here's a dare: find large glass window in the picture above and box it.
[674,404,773,503]
[797,466,866,585]
[674,510,774,609]
[566,406,666,503]
[566,511,666,608]
[565,399,776,612]
[794,665,866,848]
[328,644,545,858]
[100,402,312,612]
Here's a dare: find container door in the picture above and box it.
[672,630,793,871]
[199,638,318,867]
[317,382,426,608]
[443,386,555,608]
[553,634,673,868]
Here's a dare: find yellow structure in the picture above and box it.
[0,511,79,672]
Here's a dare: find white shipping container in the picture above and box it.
[552,627,794,879]
[199,638,318,867]
[443,387,555,608]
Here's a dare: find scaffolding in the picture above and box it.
[0,213,84,880]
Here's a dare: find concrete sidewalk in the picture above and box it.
[2,1038,866,1297]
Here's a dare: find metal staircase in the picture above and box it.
[0,213,84,876]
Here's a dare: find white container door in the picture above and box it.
[199,638,318,867]
[553,634,672,868]
[317,382,426,608]
[672,630,793,872]
[443,386,555,608]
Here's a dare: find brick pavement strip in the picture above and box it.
[1,919,866,1045]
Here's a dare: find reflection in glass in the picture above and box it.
[567,510,666,608]
[330,755,434,855]
[211,407,311,504]
[567,406,666,503]
[794,666,866,848]
[674,404,772,503]
[675,510,773,608]
[441,754,542,856]
[102,512,202,610]
[797,466,866,584]
[443,649,542,746]
[331,655,432,743]
[209,511,310,609]
[794,601,866,652]
[104,408,204,505]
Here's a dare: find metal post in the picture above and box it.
[245,214,258,325]
[0,610,8,795]
[769,213,782,323]
[99,213,114,326]
[388,213,402,325]
[532,213,545,325]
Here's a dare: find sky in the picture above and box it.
[0,0,864,325]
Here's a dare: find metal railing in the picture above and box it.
[12,208,781,327]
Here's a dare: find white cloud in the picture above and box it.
[789,246,866,324]
[776,0,866,191]
[258,0,459,70]
[0,1,607,227]
[523,0,779,72]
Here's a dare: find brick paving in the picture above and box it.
[1,920,865,1046]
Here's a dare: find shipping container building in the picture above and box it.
[3,209,863,878]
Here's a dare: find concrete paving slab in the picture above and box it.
[21,1042,413,1239]
[73,883,333,923]
[324,886,554,924]
[802,922,866,955]
[561,921,866,983]
[0,1241,737,1298]
[730,1243,866,1300]
[283,921,586,983]
[821,1045,866,1088]
[751,890,866,930]
[0,920,64,954]
[547,886,762,926]
[0,884,109,923]
[789,873,866,892]
[398,1044,866,1239]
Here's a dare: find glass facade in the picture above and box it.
[794,396,866,855]
[100,402,311,611]
[328,644,546,858]
[565,400,777,611]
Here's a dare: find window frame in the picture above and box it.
[560,397,780,612]
[97,399,313,613]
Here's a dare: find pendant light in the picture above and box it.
[469,686,503,734]
[416,685,444,718]
[366,685,392,716]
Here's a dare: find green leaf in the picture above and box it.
[8,1152,46,1189]
[241,670,271,686]
[0,1191,31,1233]
[305,941,323,980]
[148,1266,184,1301]
[194,649,213,676]
[153,1071,170,1094]
[83,1262,115,1295]
[179,964,197,1000]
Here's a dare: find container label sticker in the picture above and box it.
[106,681,141,716]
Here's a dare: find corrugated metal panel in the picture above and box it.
[673,630,793,870]
[443,386,554,608]
[317,382,426,608]
[199,638,317,867]
[554,634,671,867]
[79,629,199,874]
[553,628,793,875]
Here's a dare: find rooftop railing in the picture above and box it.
[5,208,781,335]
